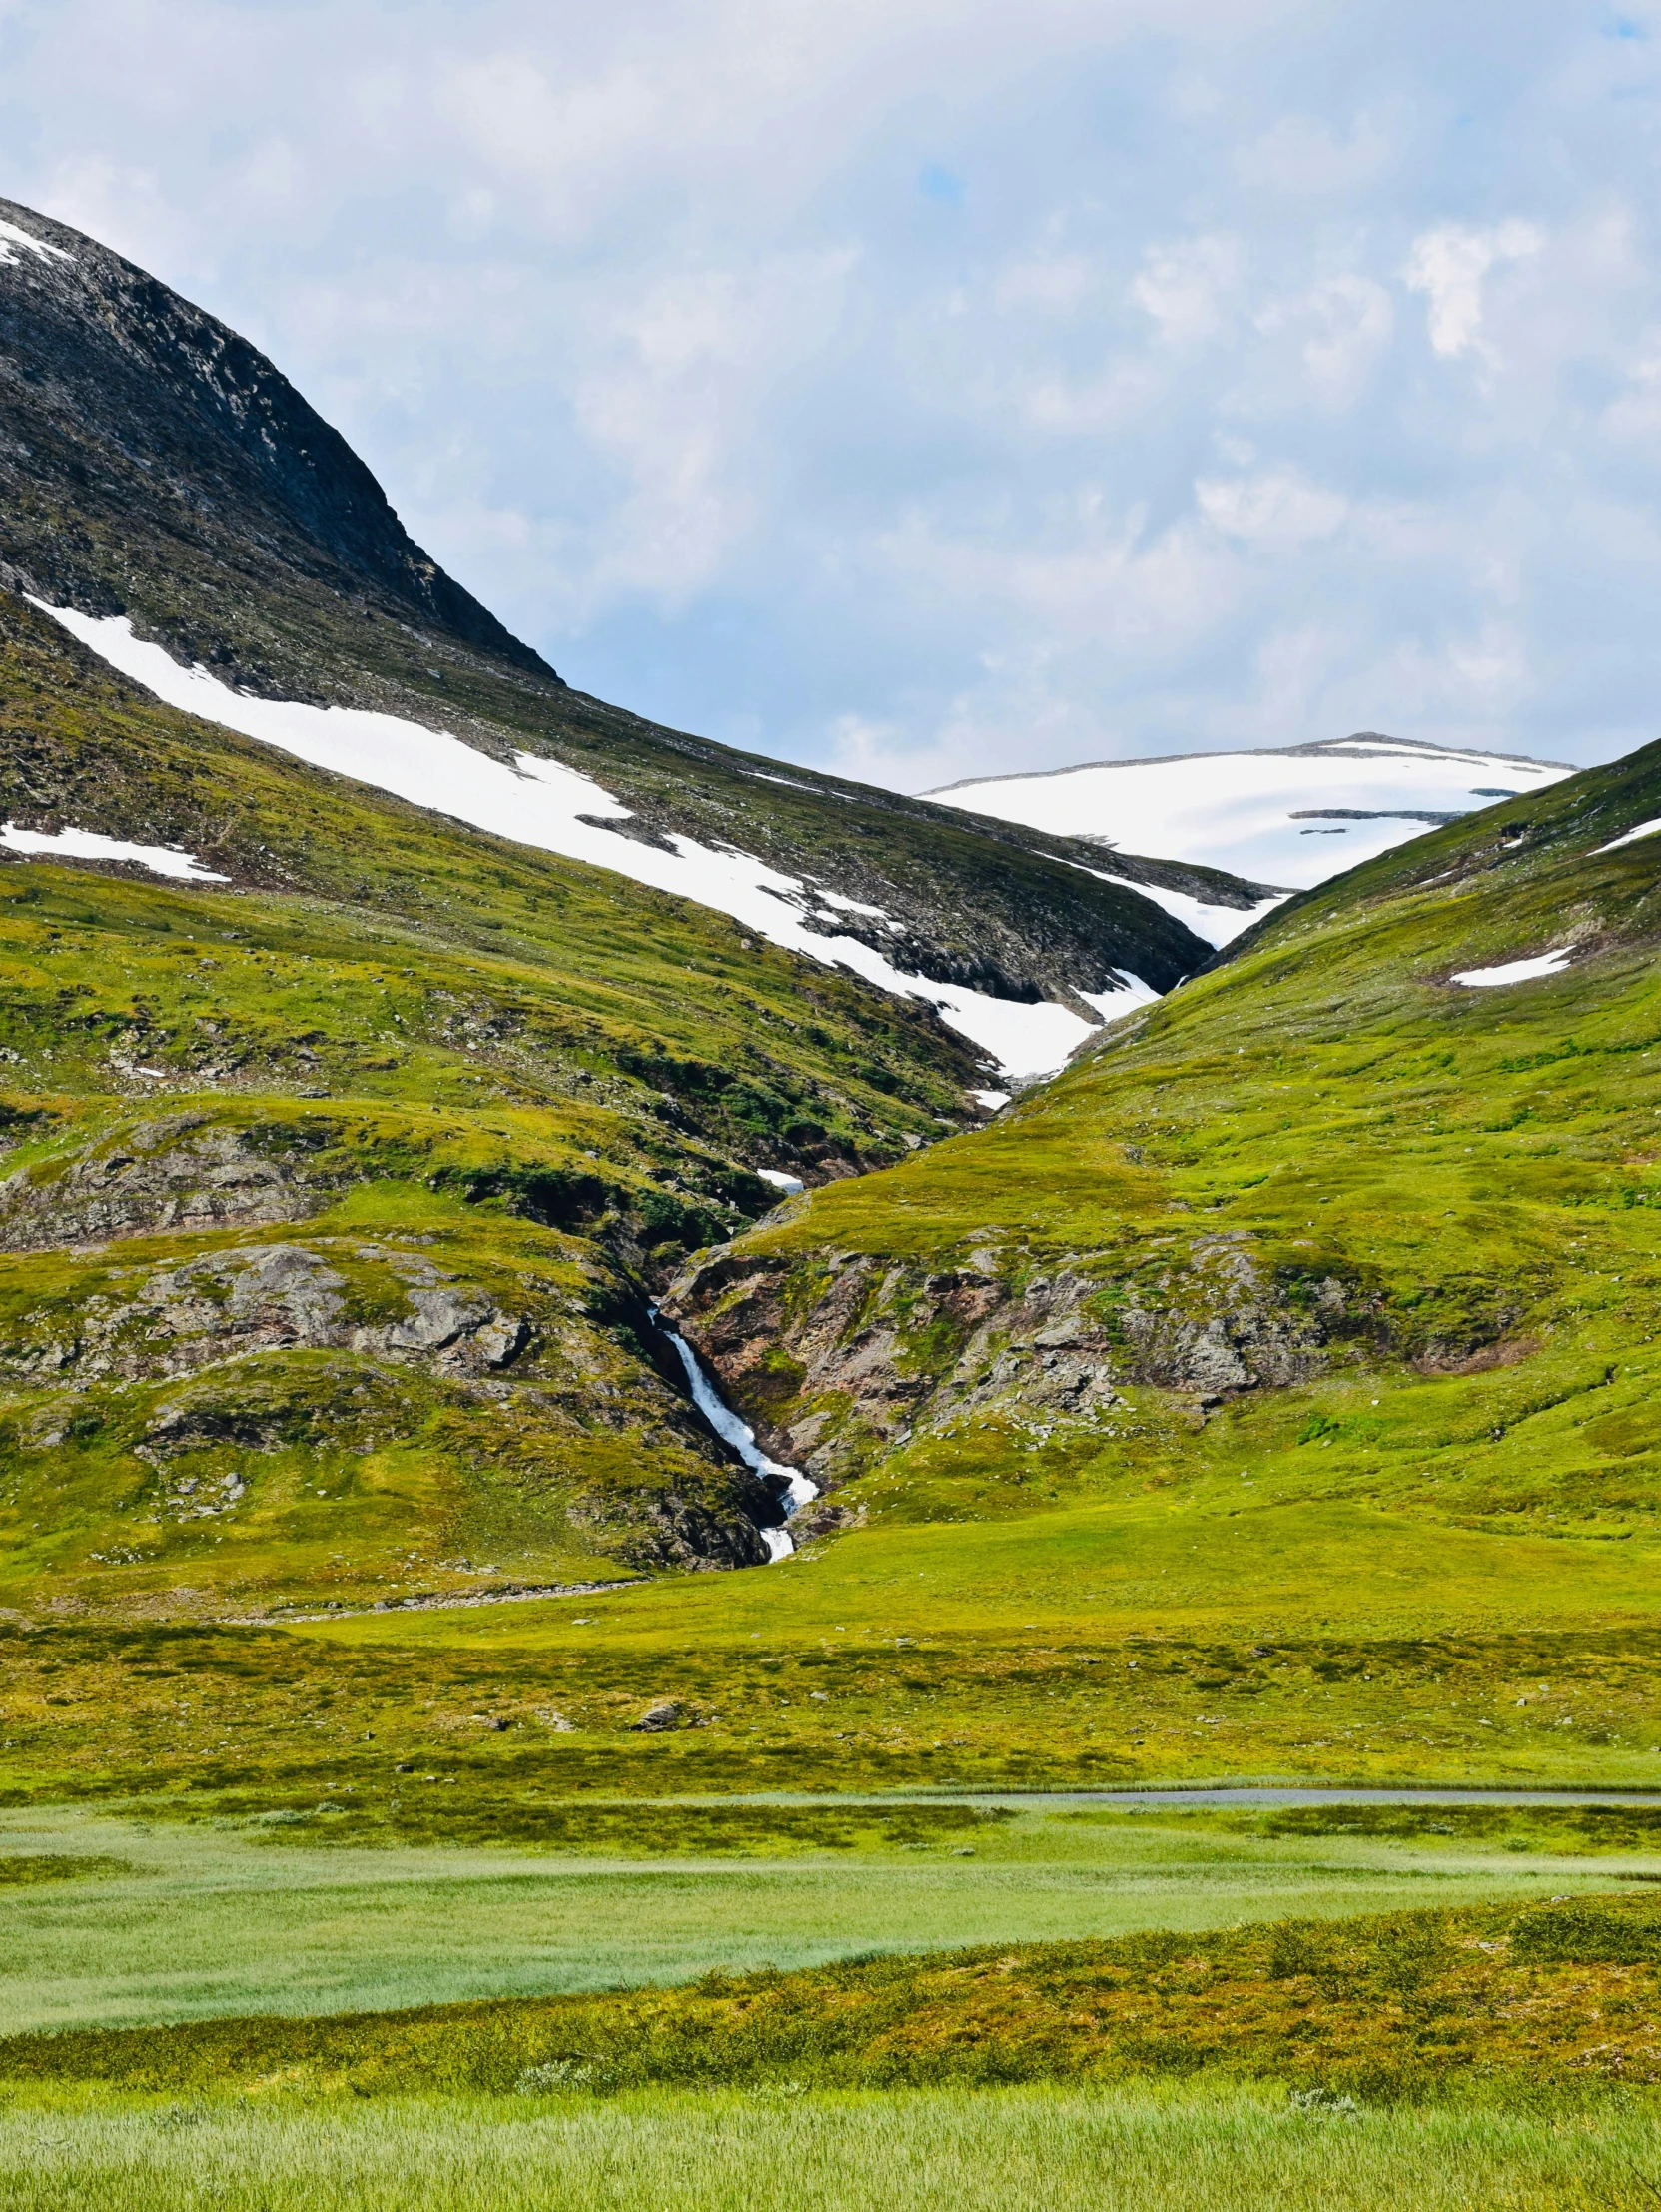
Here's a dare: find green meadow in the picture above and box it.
[1,1796,1644,2034]
[6,2085,1660,2212]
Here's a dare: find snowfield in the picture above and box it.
[1450,949,1574,988]
[1597,817,1661,856]
[1,821,228,881]
[35,603,1154,1083]
[1088,869,1285,948]
[931,733,1572,893]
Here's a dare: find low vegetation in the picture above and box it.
[6,1891,1661,2100]
[6,2084,1659,2212]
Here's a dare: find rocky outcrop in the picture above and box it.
[1,1238,530,1392]
[1113,1235,1332,1395]
[665,1230,1348,1496]
[0,1113,353,1251]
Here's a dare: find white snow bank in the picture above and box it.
[933,735,1572,893]
[1,821,228,881]
[0,218,72,268]
[1450,948,1573,988]
[969,1089,1010,1112]
[1597,817,1661,856]
[756,1168,805,1195]
[1092,870,1286,949]
[35,602,1146,1083]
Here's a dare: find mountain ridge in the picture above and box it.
[0,195,1265,1052]
[931,730,1575,892]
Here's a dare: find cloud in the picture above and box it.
[1235,109,1395,194]
[1196,469,1348,546]
[1253,270,1394,406]
[0,0,1656,790]
[1130,234,1243,344]
[1403,219,1545,360]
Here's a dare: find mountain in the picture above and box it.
[0,196,1267,1083]
[929,732,1573,894]
[0,196,1269,1618]
[671,735,1661,1593]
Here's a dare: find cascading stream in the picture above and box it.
[656,1320,818,1562]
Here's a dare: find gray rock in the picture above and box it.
[631,1699,685,1733]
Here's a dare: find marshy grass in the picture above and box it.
[0,2083,1657,2211]
[0,1798,1643,2036]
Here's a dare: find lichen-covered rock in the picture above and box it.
[666,1230,1350,1497]
[0,1113,352,1251]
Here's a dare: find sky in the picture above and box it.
[3,1,1661,789]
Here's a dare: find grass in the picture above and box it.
[0,1797,1644,2036]
[6,1889,1661,2205]
[5,2082,1660,2212]
[16,1887,1661,2098]
[0,588,1001,1619]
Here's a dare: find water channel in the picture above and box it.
[657,1319,818,1560]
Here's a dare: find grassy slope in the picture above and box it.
[8,654,1661,1783]
[702,736,1661,1540]
[334,730,1661,1790]
[0,593,1003,1616]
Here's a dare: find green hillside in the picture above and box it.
[7,596,1661,1777]
[677,735,1661,1551]
[0,589,1003,1616]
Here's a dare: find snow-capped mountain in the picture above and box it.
[0,194,1273,1086]
[930,734,1573,893]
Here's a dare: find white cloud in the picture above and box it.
[1196,470,1348,546]
[1254,270,1394,405]
[1235,109,1394,194]
[1129,234,1243,344]
[1403,218,1545,360]
[0,0,1656,792]
[569,249,860,608]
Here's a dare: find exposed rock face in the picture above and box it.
[0,1114,351,1251]
[0,1239,529,1392]
[1114,1236,1332,1395]
[665,1231,1346,1497]
[0,195,548,679]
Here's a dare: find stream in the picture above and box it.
[656,1320,818,1561]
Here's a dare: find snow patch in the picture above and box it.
[1450,948,1573,988]
[969,1089,1010,1112]
[932,735,1572,893]
[1078,974,1163,1022]
[1092,870,1287,949]
[1596,817,1661,856]
[1,821,228,882]
[756,1168,805,1195]
[0,219,73,268]
[35,601,1145,1082]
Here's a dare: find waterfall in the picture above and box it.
[656,1321,818,1562]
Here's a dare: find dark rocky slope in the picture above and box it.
[0,195,1263,1013]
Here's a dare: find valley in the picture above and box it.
[1,193,1659,2208]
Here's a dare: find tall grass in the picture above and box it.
[0,1800,1631,2037]
[0,2085,1653,2212]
